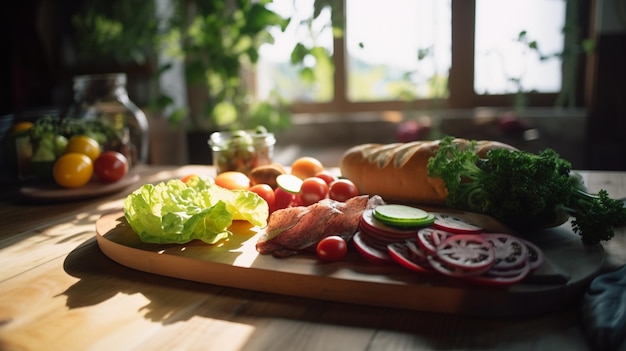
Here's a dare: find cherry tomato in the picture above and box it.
[299,177,329,206]
[93,151,129,183]
[53,153,93,188]
[249,184,276,212]
[215,171,250,190]
[315,170,337,186]
[328,179,359,202]
[181,174,199,183]
[292,193,305,207]
[316,235,348,262]
[291,156,324,180]
[65,135,101,162]
[274,187,295,211]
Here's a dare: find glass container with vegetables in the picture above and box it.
[67,73,149,166]
[209,127,275,175]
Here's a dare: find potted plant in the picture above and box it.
[69,0,293,163]
[151,0,291,163]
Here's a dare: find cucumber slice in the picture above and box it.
[373,204,428,220]
[373,205,434,228]
[276,174,303,194]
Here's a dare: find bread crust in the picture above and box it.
[339,139,517,204]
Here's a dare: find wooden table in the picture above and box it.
[1,165,625,351]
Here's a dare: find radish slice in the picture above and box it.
[404,239,430,264]
[432,213,484,234]
[387,242,434,274]
[480,233,529,270]
[427,254,492,277]
[485,259,530,277]
[520,238,545,270]
[352,231,393,264]
[417,227,456,255]
[435,234,496,272]
[360,209,418,240]
[470,261,531,287]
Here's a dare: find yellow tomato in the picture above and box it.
[291,156,324,180]
[53,153,94,188]
[11,122,34,134]
[65,135,101,162]
[214,171,250,190]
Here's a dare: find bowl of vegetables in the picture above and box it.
[209,127,276,175]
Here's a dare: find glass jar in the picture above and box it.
[67,73,149,166]
[209,128,276,175]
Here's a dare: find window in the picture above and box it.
[474,0,566,95]
[258,0,574,114]
[259,0,334,103]
[345,0,451,102]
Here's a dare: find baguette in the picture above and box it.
[339,138,517,204]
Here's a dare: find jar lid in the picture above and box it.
[209,128,276,149]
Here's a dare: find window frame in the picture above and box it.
[287,0,585,115]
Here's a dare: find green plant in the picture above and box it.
[71,0,293,133]
[71,0,160,66]
[157,0,291,132]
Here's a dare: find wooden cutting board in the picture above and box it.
[95,209,605,317]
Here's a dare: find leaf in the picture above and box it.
[299,67,316,83]
[291,43,310,64]
[213,101,238,126]
[245,4,289,33]
[123,177,268,244]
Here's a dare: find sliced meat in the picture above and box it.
[256,195,384,257]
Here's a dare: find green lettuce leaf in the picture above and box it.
[123,176,268,244]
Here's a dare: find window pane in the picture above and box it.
[474,0,565,95]
[345,0,451,102]
[258,0,334,102]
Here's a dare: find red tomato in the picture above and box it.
[93,151,129,183]
[299,177,329,206]
[249,184,276,212]
[328,179,359,202]
[315,170,337,186]
[274,187,295,211]
[292,193,305,207]
[316,235,348,262]
[215,171,250,190]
